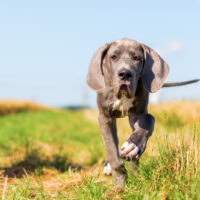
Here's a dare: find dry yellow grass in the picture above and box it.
[0,99,49,115]
[149,100,200,123]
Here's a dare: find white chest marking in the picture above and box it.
[113,97,133,117]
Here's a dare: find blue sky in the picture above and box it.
[0,1,200,107]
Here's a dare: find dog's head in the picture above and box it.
[87,38,169,99]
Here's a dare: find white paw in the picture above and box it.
[119,141,139,160]
[103,162,112,176]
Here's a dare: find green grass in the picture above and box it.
[0,106,200,199]
[0,110,104,163]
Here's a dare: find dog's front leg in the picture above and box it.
[120,113,155,163]
[99,114,127,187]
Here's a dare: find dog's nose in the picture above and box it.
[118,69,132,80]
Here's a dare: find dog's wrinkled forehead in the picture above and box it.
[108,38,144,57]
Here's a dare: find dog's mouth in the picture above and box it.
[116,84,132,99]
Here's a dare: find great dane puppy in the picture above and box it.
[86,38,198,187]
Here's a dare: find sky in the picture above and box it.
[0,0,200,107]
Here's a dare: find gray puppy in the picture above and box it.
[86,38,199,187]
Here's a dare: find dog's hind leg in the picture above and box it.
[129,160,139,176]
[103,160,112,176]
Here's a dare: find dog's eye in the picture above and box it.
[111,55,117,60]
[133,55,140,61]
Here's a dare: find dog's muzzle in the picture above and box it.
[118,68,133,81]
[115,68,133,98]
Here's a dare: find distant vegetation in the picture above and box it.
[0,100,48,116]
[0,100,199,199]
[63,105,90,110]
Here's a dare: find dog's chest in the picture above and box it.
[112,97,134,117]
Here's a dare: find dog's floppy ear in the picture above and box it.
[87,43,110,91]
[141,44,169,93]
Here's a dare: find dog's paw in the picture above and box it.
[119,141,139,161]
[103,162,112,176]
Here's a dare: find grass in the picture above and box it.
[0,100,200,199]
[0,100,48,116]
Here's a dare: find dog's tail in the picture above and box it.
[162,79,199,88]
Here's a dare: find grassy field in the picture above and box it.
[0,100,200,199]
